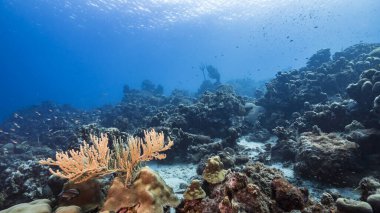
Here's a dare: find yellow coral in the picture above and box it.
[202,156,227,184]
[40,129,173,185]
[183,179,206,201]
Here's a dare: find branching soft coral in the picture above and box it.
[40,129,173,185]
[39,134,112,183]
[112,130,174,184]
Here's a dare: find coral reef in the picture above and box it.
[2,43,380,212]
[347,68,380,127]
[101,167,179,213]
[183,179,206,200]
[0,102,95,150]
[178,156,337,213]
[295,131,362,186]
[202,156,227,184]
[257,43,380,129]
[0,154,51,209]
[271,177,308,211]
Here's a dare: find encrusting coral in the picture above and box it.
[100,167,180,213]
[202,156,227,184]
[183,179,206,201]
[39,129,174,185]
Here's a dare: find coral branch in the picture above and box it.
[39,129,173,185]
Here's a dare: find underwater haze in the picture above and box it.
[2,0,380,212]
[1,0,379,120]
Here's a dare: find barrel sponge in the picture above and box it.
[183,179,206,201]
[0,199,52,213]
[101,167,179,213]
[202,156,227,184]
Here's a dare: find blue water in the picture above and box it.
[1,0,380,120]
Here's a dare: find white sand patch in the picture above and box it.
[148,162,197,197]
[237,136,277,158]
[269,162,295,179]
[237,136,265,158]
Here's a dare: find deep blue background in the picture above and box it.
[1,0,380,121]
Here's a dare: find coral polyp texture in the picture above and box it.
[100,167,179,213]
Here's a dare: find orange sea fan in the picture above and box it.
[40,129,174,185]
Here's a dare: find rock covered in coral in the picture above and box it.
[271,177,308,211]
[294,131,362,186]
[347,68,380,113]
[57,179,103,212]
[101,167,179,213]
[0,158,51,209]
[200,172,273,213]
[0,199,52,213]
[257,43,380,130]
[367,194,380,213]
[270,136,298,162]
[336,198,373,213]
[306,48,331,69]
[347,128,380,158]
[0,102,95,150]
[243,162,284,197]
[183,179,206,201]
[357,176,380,201]
[178,160,336,213]
[202,156,227,184]
[299,101,354,132]
[320,192,335,206]
[170,85,246,138]
[178,199,205,213]
[100,84,169,132]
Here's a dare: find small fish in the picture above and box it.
[10,128,16,132]
[13,123,20,128]
[10,139,18,144]
[35,111,41,116]
[13,113,23,119]
[59,188,80,201]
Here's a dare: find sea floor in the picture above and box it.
[151,135,360,201]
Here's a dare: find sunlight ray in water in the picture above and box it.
[45,0,339,29]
